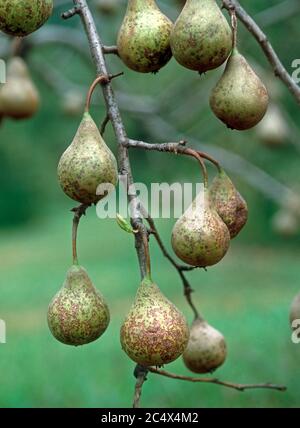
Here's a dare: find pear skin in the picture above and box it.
[48,265,110,346]
[58,112,118,205]
[0,0,53,36]
[120,278,189,366]
[210,49,269,130]
[117,0,173,73]
[170,0,232,73]
[171,189,230,267]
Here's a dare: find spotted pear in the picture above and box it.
[58,112,118,205]
[210,48,269,130]
[120,277,189,366]
[210,169,248,238]
[0,57,39,120]
[117,0,173,73]
[47,265,110,346]
[170,0,232,73]
[171,188,230,267]
[183,317,227,373]
[0,0,53,36]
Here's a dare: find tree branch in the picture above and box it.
[222,0,300,104]
[133,365,148,409]
[149,367,286,393]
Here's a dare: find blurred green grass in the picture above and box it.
[0,210,300,408]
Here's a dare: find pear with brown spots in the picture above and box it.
[210,169,248,239]
[58,112,118,205]
[117,0,173,73]
[170,0,232,73]
[0,57,39,120]
[120,277,189,366]
[183,317,227,374]
[47,265,110,346]
[171,188,230,268]
[210,48,269,130]
[0,0,53,37]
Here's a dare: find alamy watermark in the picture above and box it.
[291,319,300,344]
[0,319,6,344]
[292,59,300,84]
[95,175,205,220]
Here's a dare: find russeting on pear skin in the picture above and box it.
[48,265,110,346]
[210,48,269,130]
[120,277,189,366]
[170,0,232,73]
[210,169,248,238]
[0,0,53,36]
[117,0,173,73]
[58,112,118,205]
[0,57,39,120]
[171,188,230,267]
[183,317,227,374]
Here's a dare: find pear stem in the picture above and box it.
[71,204,89,265]
[184,148,209,188]
[141,228,152,280]
[230,8,238,49]
[85,74,110,112]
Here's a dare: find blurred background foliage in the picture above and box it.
[0,0,300,408]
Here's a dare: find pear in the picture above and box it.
[0,0,53,36]
[290,293,300,329]
[120,277,189,366]
[171,188,230,267]
[170,0,232,73]
[210,169,248,238]
[48,265,110,346]
[183,317,227,374]
[61,90,84,117]
[210,48,269,130]
[0,57,39,120]
[58,112,118,205]
[117,0,173,73]
[272,209,299,237]
[256,104,289,147]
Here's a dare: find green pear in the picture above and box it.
[170,0,232,73]
[183,317,227,374]
[171,188,230,267]
[58,112,118,205]
[120,277,189,366]
[48,265,110,346]
[210,169,248,238]
[210,48,269,130]
[0,0,53,36]
[0,57,39,120]
[117,0,173,73]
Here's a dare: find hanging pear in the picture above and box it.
[120,277,189,366]
[0,0,53,36]
[58,111,118,205]
[210,169,248,238]
[117,0,173,73]
[183,317,227,373]
[256,104,289,147]
[210,48,269,130]
[170,0,232,73]
[0,57,39,120]
[48,265,110,346]
[171,188,230,267]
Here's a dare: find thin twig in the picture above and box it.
[222,0,300,104]
[71,204,89,265]
[61,7,80,20]
[133,365,148,408]
[103,45,119,56]
[100,114,110,136]
[149,367,287,393]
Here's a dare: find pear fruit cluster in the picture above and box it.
[48,265,110,346]
[183,317,227,374]
[120,277,189,366]
[0,57,39,120]
[0,0,53,37]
